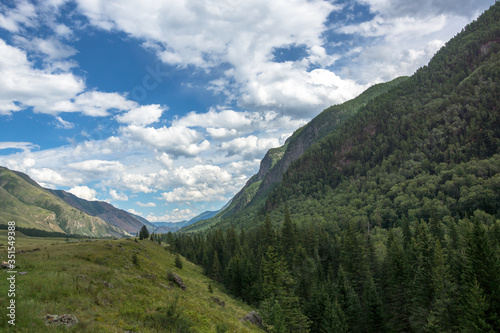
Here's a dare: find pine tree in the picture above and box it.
[280,207,297,269]
[361,273,383,333]
[384,230,411,332]
[212,251,222,282]
[139,225,149,240]
[320,296,347,333]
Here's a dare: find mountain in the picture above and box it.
[49,189,154,235]
[172,4,500,332]
[0,167,129,238]
[183,76,408,232]
[184,3,500,233]
[153,210,220,233]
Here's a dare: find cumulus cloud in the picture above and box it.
[110,189,128,201]
[68,185,98,201]
[160,185,227,203]
[122,125,210,157]
[74,0,361,117]
[115,104,166,125]
[220,135,280,160]
[147,208,196,222]
[0,39,146,117]
[0,39,84,115]
[30,167,69,187]
[174,109,307,136]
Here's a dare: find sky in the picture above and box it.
[0,0,495,223]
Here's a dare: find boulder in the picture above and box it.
[44,314,78,327]
[241,311,264,328]
[168,272,187,290]
[210,296,225,308]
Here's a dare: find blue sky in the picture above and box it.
[0,0,494,222]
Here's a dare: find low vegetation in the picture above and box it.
[0,231,262,332]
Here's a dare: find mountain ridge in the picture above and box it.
[0,166,129,238]
[49,189,154,234]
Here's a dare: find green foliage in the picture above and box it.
[139,225,149,240]
[175,254,183,269]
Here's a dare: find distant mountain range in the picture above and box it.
[49,189,156,234]
[0,166,129,238]
[0,165,220,237]
[152,210,219,233]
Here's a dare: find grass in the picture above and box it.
[0,232,263,332]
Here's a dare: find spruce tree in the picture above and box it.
[212,251,222,282]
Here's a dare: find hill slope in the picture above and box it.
[0,167,129,238]
[0,234,262,332]
[184,76,408,232]
[50,189,154,234]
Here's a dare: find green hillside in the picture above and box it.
[0,167,128,238]
[184,76,408,232]
[172,3,500,332]
[0,233,262,332]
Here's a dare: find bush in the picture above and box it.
[175,254,183,269]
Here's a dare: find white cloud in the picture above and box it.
[0,0,37,33]
[30,167,69,187]
[160,185,226,203]
[14,36,78,60]
[137,201,156,207]
[0,40,147,117]
[146,208,196,222]
[69,159,125,172]
[220,135,280,160]
[175,109,308,136]
[0,39,84,116]
[0,142,39,152]
[156,152,173,169]
[206,127,238,140]
[55,116,74,129]
[71,91,138,117]
[74,0,360,118]
[110,189,128,201]
[175,109,253,129]
[115,104,166,125]
[122,125,210,157]
[68,185,98,201]
[127,208,142,216]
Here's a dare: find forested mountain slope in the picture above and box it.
[172,3,500,332]
[184,76,408,231]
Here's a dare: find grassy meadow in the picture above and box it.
[0,231,262,332]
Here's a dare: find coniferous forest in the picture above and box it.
[167,3,500,332]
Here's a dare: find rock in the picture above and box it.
[168,272,187,290]
[102,281,114,288]
[210,296,225,308]
[160,283,171,290]
[44,314,78,327]
[241,311,264,328]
